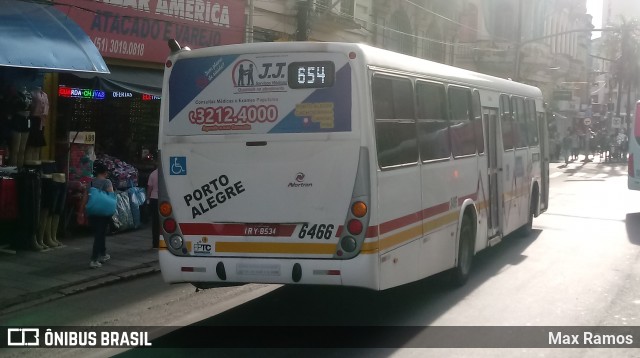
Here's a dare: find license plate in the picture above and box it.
[244,224,279,237]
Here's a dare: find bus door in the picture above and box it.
[484,107,502,237]
[538,111,549,211]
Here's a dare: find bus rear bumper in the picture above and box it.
[159,250,380,290]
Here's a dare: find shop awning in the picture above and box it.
[71,65,163,97]
[98,66,163,97]
[0,0,109,73]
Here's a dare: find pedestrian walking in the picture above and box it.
[146,161,159,249]
[562,133,572,165]
[619,131,629,161]
[570,131,579,161]
[87,161,114,269]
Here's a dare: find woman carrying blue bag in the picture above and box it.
[85,161,116,269]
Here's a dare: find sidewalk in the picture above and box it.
[0,225,159,314]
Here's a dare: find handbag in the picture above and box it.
[85,186,117,216]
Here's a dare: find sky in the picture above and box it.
[587,0,603,37]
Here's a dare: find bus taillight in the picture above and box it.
[159,201,172,217]
[351,201,367,217]
[347,219,363,235]
[629,153,634,177]
[163,218,177,233]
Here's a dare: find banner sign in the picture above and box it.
[165,52,352,135]
[55,0,246,63]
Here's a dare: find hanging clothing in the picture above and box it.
[30,88,49,126]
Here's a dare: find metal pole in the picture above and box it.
[513,0,523,82]
[296,0,312,41]
[247,0,254,43]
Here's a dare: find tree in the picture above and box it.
[601,17,640,128]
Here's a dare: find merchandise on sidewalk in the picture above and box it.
[111,190,135,232]
[127,186,145,229]
[98,154,139,190]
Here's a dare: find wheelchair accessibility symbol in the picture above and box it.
[170,157,187,175]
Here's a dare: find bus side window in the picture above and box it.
[512,96,528,148]
[472,90,484,154]
[372,75,417,169]
[416,81,450,161]
[448,86,476,157]
[500,94,514,150]
[526,99,539,146]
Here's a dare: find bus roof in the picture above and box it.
[172,41,542,99]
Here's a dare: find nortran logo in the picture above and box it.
[288,172,312,188]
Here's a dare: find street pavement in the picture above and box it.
[0,225,159,315]
[549,153,628,177]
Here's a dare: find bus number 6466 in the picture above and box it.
[298,224,334,240]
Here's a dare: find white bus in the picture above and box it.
[157,42,549,290]
[629,101,640,190]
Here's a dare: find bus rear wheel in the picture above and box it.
[448,215,474,287]
[518,190,537,237]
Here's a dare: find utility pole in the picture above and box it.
[247,0,254,43]
[513,0,523,82]
[296,0,313,41]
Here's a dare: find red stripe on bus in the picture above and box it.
[177,190,476,239]
[421,202,451,221]
[335,225,379,238]
[179,223,297,237]
[379,211,422,235]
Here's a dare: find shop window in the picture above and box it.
[56,73,160,168]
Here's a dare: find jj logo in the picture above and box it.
[7,328,40,346]
[232,60,287,87]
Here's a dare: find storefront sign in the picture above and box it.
[69,131,96,145]
[142,94,161,101]
[59,86,161,101]
[112,91,133,98]
[59,86,106,100]
[55,0,246,63]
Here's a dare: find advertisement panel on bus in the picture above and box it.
[165,52,352,135]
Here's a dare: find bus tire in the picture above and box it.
[518,188,537,237]
[448,214,474,287]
